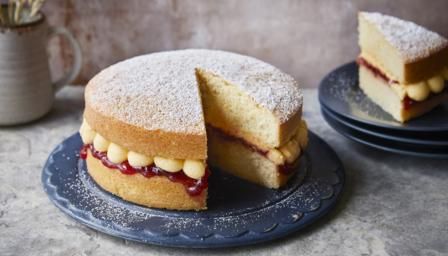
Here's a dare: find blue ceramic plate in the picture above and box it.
[318,62,448,133]
[322,108,448,159]
[322,104,448,147]
[42,133,345,248]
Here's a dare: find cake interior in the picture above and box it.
[359,60,448,122]
[358,13,404,83]
[196,69,307,188]
[196,69,296,150]
[207,128,297,188]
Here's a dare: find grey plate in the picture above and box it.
[322,104,448,147]
[42,133,345,248]
[318,62,448,132]
[322,108,448,159]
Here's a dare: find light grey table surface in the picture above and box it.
[1,87,447,256]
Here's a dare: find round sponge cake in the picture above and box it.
[82,49,304,211]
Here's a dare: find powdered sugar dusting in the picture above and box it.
[362,12,448,63]
[86,49,303,134]
[68,169,151,227]
[196,50,303,123]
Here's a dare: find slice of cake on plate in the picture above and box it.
[79,49,307,211]
[358,12,448,122]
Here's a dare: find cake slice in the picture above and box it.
[358,12,448,122]
[197,69,307,188]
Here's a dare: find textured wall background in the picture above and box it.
[44,0,448,88]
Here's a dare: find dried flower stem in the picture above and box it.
[14,0,25,24]
[0,0,45,26]
[30,0,44,17]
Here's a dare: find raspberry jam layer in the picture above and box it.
[80,144,209,196]
[357,57,418,110]
[357,57,398,84]
[210,127,299,176]
[403,96,415,110]
[278,161,300,175]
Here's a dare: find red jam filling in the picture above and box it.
[210,127,299,176]
[278,161,299,175]
[357,57,419,110]
[357,57,398,84]
[211,126,268,156]
[403,96,416,110]
[80,144,209,196]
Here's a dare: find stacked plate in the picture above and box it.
[318,62,448,159]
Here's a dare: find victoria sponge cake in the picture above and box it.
[358,12,448,122]
[79,49,306,211]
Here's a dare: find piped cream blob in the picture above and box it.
[391,83,407,100]
[279,140,301,164]
[295,120,308,149]
[128,151,153,167]
[427,75,445,94]
[107,143,128,164]
[79,120,96,144]
[80,126,207,177]
[154,156,184,173]
[267,149,285,165]
[93,134,110,152]
[267,119,307,165]
[406,82,430,101]
[183,160,206,179]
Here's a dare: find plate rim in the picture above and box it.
[321,108,448,159]
[321,104,448,147]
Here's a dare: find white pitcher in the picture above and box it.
[0,10,81,125]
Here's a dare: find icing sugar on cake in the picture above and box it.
[86,49,303,134]
[362,12,448,63]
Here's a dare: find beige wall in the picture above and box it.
[44,0,448,87]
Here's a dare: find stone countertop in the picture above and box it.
[1,87,447,256]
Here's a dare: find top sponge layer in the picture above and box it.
[358,12,448,84]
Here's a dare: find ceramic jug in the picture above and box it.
[0,10,81,125]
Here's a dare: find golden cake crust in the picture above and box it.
[404,46,448,84]
[86,151,207,210]
[207,128,293,188]
[84,104,207,160]
[277,109,303,147]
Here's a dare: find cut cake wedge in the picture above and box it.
[358,12,448,122]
